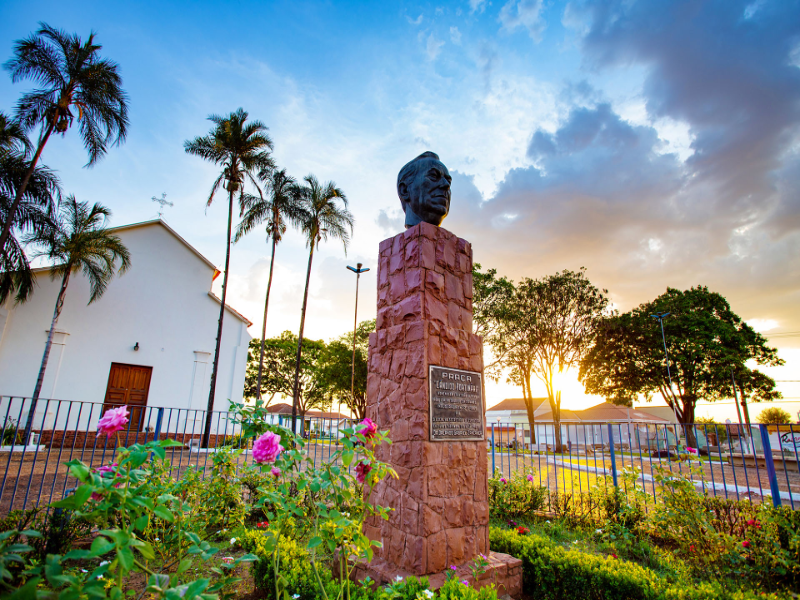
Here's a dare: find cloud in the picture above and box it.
[499,0,546,42]
[407,14,423,26]
[470,0,488,14]
[450,26,462,45]
[426,33,445,60]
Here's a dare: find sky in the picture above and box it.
[1,0,799,421]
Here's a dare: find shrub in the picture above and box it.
[489,527,791,600]
[240,530,338,599]
[488,469,547,520]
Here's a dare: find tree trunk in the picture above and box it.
[291,244,315,434]
[203,189,234,447]
[552,390,564,453]
[0,123,55,261]
[24,268,70,442]
[682,398,697,448]
[255,235,278,399]
[523,365,536,444]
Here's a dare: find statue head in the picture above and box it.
[397,151,452,228]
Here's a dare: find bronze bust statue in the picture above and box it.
[397,151,452,228]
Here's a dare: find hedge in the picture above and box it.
[489,528,789,600]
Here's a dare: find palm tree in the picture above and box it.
[184,108,274,446]
[290,175,354,433]
[0,23,129,261]
[0,152,60,303]
[234,169,303,401]
[22,196,130,440]
[0,110,60,303]
[0,112,31,156]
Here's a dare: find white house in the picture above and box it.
[0,219,252,438]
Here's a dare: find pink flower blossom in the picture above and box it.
[526,474,534,482]
[270,467,281,478]
[742,540,751,549]
[97,406,129,438]
[461,580,469,586]
[685,447,698,455]
[221,556,234,564]
[252,431,282,464]
[358,418,377,439]
[356,461,372,484]
[450,565,457,571]
[500,477,508,484]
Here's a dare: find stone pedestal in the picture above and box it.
[359,222,522,598]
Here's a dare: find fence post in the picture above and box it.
[759,424,782,508]
[491,424,496,475]
[153,408,164,442]
[608,424,618,488]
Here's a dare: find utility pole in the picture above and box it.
[346,263,369,420]
[650,312,683,446]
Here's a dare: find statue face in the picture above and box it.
[400,158,452,227]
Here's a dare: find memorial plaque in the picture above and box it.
[429,365,485,441]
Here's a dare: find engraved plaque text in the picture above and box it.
[429,366,485,441]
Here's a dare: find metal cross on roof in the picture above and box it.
[152,193,173,218]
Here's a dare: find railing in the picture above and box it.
[1,396,798,514]
[486,420,800,510]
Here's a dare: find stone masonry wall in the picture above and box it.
[363,221,489,576]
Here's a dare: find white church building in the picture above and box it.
[0,219,252,439]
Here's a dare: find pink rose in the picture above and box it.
[500,477,508,484]
[685,447,698,455]
[270,467,281,478]
[253,431,282,464]
[97,406,129,438]
[742,540,751,549]
[358,418,377,439]
[526,474,534,482]
[355,461,372,484]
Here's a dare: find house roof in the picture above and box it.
[208,292,253,327]
[30,218,252,327]
[265,403,347,420]
[486,398,669,424]
[486,398,548,412]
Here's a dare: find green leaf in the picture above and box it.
[160,438,184,448]
[134,515,149,531]
[67,461,91,481]
[90,537,115,557]
[138,542,155,560]
[6,577,39,600]
[342,450,354,467]
[118,546,134,571]
[307,536,323,549]
[154,505,174,522]
[151,445,166,461]
[63,549,90,560]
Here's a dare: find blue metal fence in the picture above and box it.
[1,396,798,515]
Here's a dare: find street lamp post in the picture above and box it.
[650,312,683,445]
[346,263,369,419]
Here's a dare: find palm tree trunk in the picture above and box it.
[291,244,315,434]
[24,268,70,442]
[255,235,278,400]
[0,122,55,260]
[203,189,234,447]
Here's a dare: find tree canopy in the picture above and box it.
[245,331,330,417]
[579,286,783,429]
[757,406,792,425]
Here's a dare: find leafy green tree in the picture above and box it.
[757,406,792,425]
[23,196,130,438]
[579,286,783,446]
[315,319,375,419]
[0,24,128,259]
[289,175,353,431]
[245,331,329,417]
[498,268,609,451]
[234,169,303,400]
[184,108,274,446]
